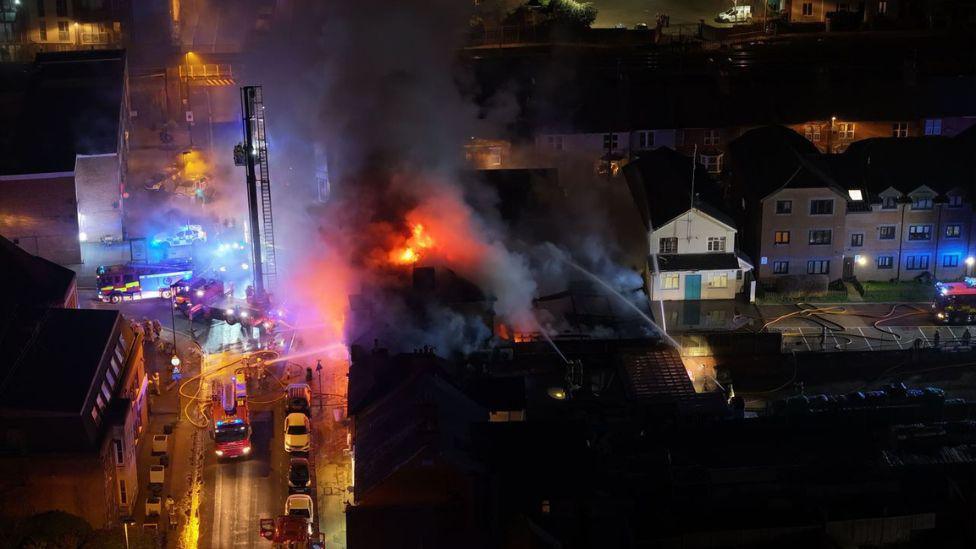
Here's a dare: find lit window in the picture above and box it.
[837,122,855,139]
[892,122,909,138]
[661,273,680,290]
[905,255,930,270]
[877,256,893,269]
[911,197,933,210]
[878,0,888,14]
[944,255,960,268]
[924,119,942,136]
[850,233,864,247]
[878,226,896,240]
[848,189,863,201]
[802,2,813,16]
[804,124,821,141]
[57,20,68,41]
[700,153,723,174]
[774,231,790,244]
[113,439,124,465]
[703,129,719,146]
[773,261,789,274]
[908,225,932,240]
[707,237,727,252]
[38,19,47,41]
[708,273,728,288]
[881,196,898,209]
[946,224,962,238]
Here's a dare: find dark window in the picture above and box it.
[659,237,677,254]
[908,225,932,241]
[119,479,127,505]
[36,0,44,17]
[948,195,963,208]
[802,2,813,15]
[637,131,654,149]
[850,233,864,247]
[946,224,962,238]
[810,199,834,215]
[882,196,898,209]
[877,256,893,269]
[773,261,789,274]
[807,260,830,274]
[774,231,790,244]
[905,255,930,270]
[809,229,832,245]
[603,133,618,150]
[38,19,46,40]
[113,439,124,465]
[55,0,66,17]
[944,255,960,268]
[878,226,896,240]
[776,200,792,214]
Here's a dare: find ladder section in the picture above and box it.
[249,87,277,291]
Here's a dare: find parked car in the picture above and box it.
[716,5,752,23]
[284,494,314,534]
[286,383,312,416]
[153,225,207,248]
[288,458,311,494]
[283,412,311,453]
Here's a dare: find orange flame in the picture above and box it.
[389,223,435,265]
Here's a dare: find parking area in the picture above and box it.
[758,303,976,353]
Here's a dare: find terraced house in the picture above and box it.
[756,131,976,284]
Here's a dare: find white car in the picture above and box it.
[285,494,314,534]
[283,412,311,453]
[153,225,207,247]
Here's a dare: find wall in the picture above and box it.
[651,208,736,255]
[74,153,122,248]
[759,187,847,281]
[0,454,111,527]
[0,172,81,264]
[789,117,976,153]
[650,268,740,301]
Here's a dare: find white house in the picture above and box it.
[648,205,752,301]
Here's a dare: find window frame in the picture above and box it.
[806,260,830,275]
[659,237,678,254]
[700,153,723,174]
[908,225,932,241]
[809,199,834,216]
[924,118,942,136]
[774,231,790,245]
[775,200,792,214]
[808,229,832,245]
[946,224,962,239]
[706,236,727,252]
[850,233,864,247]
[944,254,960,268]
[892,122,909,138]
[772,261,789,274]
[703,129,719,146]
[905,255,930,270]
[661,273,680,290]
[802,2,813,15]
[637,130,654,150]
[877,256,893,269]
[947,195,963,208]
[881,196,898,210]
[707,273,729,288]
[911,197,933,210]
[878,225,897,240]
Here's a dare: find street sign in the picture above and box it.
[185,111,194,123]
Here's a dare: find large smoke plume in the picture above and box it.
[249,0,650,354]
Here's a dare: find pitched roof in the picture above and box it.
[0,235,76,312]
[623,147,734,231]
[0,50,125,175]
[727,125,823,200]
[0,307,119,414]
[840,134,975,196]
[655,253,741,272]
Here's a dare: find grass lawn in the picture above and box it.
[757,290,850,304]
[860,281,935,302]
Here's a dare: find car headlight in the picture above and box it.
[937,313,945,319]
[242,446,251,454]
[215,450,224,456]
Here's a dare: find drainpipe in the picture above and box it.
[933,196,946,280]
[895,195,911,281]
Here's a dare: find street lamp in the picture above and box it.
[170,292,180,369]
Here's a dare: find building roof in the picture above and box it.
[623,147,734,231]
[618,345,696,402]
[655,253,741,272]
[0,50,125,175]
[840,134,975,196]
[0,307,119,414]
[727,125,823,201]
[0,235,76,312]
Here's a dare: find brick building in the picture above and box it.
[0,49,128,265]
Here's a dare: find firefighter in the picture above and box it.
[963,328,972,346]
[933,330,941,349]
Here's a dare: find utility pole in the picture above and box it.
[316,359,324,413]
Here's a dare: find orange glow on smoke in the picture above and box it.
[389,223,435,265]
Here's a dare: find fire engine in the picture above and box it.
[211,373,252,458]
[96,262,193,303]
[934,278,976,324]
[172,277,278,333]
[259,516,324,548]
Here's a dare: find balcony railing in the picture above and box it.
[81,31,112,44]
[179,63,233,79]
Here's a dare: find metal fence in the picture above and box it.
[179,64,233,79]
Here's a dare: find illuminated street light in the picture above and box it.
[966,257,975,266]
[856,255,866,266]
[171,354,181,367]
[78,231,88,242]
[547,387,567,400]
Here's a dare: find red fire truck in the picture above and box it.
[96,262,193,303]
[211,373,252,458]
[172,277,277,330]
[934,279,976,324]
[259,516,324,548]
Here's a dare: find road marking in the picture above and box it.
[858,327,873,351]
[917,326,929,345]
[830,328,841,351]
[798,327,812,352]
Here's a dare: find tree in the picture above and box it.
[15,511,92,549]
[547,0,598,27]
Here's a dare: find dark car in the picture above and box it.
[288,458,311,494]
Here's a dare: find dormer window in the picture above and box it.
[911,196,933,210]
[882,196,898,210]
[948,195,963,208]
